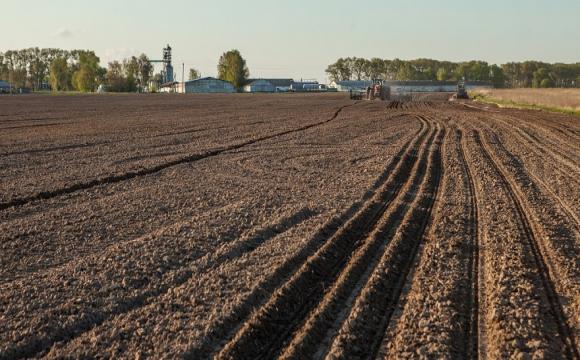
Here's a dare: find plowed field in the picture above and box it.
[1,93,578,359]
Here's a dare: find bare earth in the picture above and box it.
[0,93,578,359]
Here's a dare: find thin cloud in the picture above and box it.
[54,28,73,38]
[102,48,139,64]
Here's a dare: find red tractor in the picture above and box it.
[350,79,390,101]
[366,80,390,101]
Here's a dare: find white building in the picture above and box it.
[330,80,493,93]
[243,79,294,92]
[171,77,236,93]
[290,81,326,92]
[329,80,372,92]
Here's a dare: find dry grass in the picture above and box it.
[472,88,580,115]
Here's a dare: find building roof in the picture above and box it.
[332,80,493,87]
[246,78,294,87]
[384,80,457,86]
[333,80,372,87]
[291,80,319,85]
[185,77,234,84]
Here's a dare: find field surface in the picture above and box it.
[0,93,578,359]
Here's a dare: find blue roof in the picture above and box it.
[186,77,233,84]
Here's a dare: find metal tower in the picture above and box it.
[151,44,174,84]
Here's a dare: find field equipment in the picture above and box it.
[456,80,469,99]
[349,89,364,100]
[349,79,390,101]
[367,79,390,100]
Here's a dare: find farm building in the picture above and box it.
[385,80,492,93]
[329,80,372,92]
[330,80,493,93]
[243,79,294,92]
[0,80,12,93]
[173,77,236,93]
[290,81,326,92]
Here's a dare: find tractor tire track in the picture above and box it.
[477,126,579,342]
[488,114,579,176]
[458,129,483,359]
[476,118,579,230]
[379,125,480,359]
[326,120,444,360]
[181,115,427,358]
[0,103,358,211]
[474,131,578,359]
[2,111,423,360]
[276,120,441,360]
[214,116,435,360]
[480,116,580,224]
[1,206,316,360]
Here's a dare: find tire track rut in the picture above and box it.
[0,103,357,211]
[214,116,435,359]
[280,119,441,360]
[182,114,426,359]
[474,131,578,359]
[1,110,422,360]
[339,123,443,360]
[458,129,483,359]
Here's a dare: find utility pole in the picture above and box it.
[182,63,185,94]
[9,68,13,95]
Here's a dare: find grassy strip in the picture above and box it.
[470,93,580,116]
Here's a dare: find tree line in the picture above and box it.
[0,47,252,92]
[326,58,580,88]
[0,48,156,92]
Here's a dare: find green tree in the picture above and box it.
[119,57,139,92]
[540,78,554,88]
[396,63,417,80]
[325,63,340,82]
[532,68,550,88]
[217,49,249,90]
[490,64,506,88]
[366,58,384,80]
[188,68,200,80]
[352,57,367,80]
[436,67,448,81]
[468,61,490,81]
[106,61,128,92]
[335,58,352,80]
[72,51,100,92]
[49,57,70,91]
[138,54,153,87]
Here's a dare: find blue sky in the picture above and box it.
[2,0,579,82]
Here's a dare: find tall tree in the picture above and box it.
[396,63,417,80]
[106,61,129,92]
[123,56,140,90]
[489,64,506,88]
[217,49,249,90]
[325,63,340,82]
[366,58,384,80]
[188,68,200,80]
[436,67,448,81]
[335,58,352,81]
[72,51,100,92]
[138,54,153,87]
[352,57,367,80]
[49,57,70,91]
